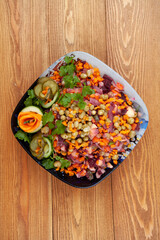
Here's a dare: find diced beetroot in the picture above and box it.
[120,108,127,115]
[102,74,113,93]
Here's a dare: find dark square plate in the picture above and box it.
[11,51,149,188]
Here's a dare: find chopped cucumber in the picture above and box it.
[41,91,59,108]
[38,77,51,84]
[31,150,44,160]
[30,136,45,152]
[43,137,52,158]
[43,80,58,95]
[34,83,43,98]
[21,106,43,115]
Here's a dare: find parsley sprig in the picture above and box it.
[52,120,66,135]
[15,130,31,143]
[58,86,95,110]
[59,56,80,89]
[42,154,71,170]
[24,89,41,107]
[42,111,54,126]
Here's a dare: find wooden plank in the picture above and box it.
[0,1,52,239]
[1,0,160,239]
[105,0,160,239]
[51,1,114,240]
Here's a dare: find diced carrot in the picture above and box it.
[131,123,137,130]
[116,82,124,90]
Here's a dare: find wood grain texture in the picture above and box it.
[0,0,160,240]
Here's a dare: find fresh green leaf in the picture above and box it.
[52,120,66,135]
[58,93,72,107]
[59,65,67,76]
[63,75,80,88]
[47,134,54,142]
[54,155,71,169]
[48,122,55,129]
[63,75,73,88]
[66,63,75,75]
[24,97,33,107]
[24,89,35,107]
[28,89,35,98]
[42,111,54,126]
[33,98,41,106]
[73,75,80,83]
[24,89,41,107]
[72,93,82,101]
[64,56,74,64]
[42,158,54,169]
[78,99,86,109]
[15,130,30,143]
[59,92,86,110]
[82,86,95,97]
[59,63,75,77]
[72,93,86,109]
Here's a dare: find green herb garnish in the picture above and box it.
[42,158,54,169]
[48,122,55,130]
[24,89,41,107]
[63,75,80,88]
[78,99,86,109]
[58,93,72,107]
[59,63,75,77]
[82,86,95,97]
[15,130,31,143]
[42,111,54,126]
[64,56,74,64]
[52,120,66,135]
[54,155,71,168]
[58,87,94,110]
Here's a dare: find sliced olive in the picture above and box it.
[43,80,58,95]
[34,83,43,98]
[38,77,51,84]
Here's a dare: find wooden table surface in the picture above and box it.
[0,0,160,239]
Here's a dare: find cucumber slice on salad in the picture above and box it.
[21,106,43,115]
[29,135,52,159]
[38,77,51,84]
[43,137,52,158]
[41,91,59,108]
[19,106,43,133]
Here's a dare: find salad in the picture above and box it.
[15,55,140,180]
